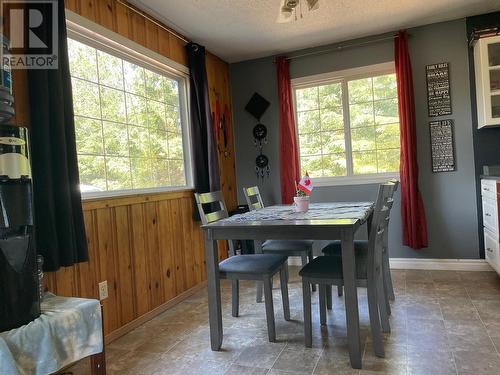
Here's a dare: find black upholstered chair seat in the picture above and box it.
[262,240,314,252]
[219,254,287,275]
[322,240,368,257]
[299,253,368,281]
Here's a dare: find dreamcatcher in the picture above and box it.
[253,123,267,148]
[245,93,271,180]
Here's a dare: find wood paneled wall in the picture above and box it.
[5,0,239,337]
[45,190,211,335]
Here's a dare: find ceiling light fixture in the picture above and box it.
[277,0,319,23]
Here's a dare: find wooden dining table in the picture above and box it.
[201,202,374,369]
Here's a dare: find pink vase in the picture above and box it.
[294,196,310,213]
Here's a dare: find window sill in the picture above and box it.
[81,185,194,201]
[311,174,399,187]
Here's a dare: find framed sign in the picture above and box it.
[430,119,456,173]
[426,62,452,117]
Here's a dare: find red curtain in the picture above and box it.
[276,56,300,204]
[395,31,428,249]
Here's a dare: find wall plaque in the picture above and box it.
[426,62,452,117]
[430,119,456,173]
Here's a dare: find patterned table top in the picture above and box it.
[225,202,374,223]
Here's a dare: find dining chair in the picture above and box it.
[195,191,291,342]
[383,179,399,303]
[243,186,315,293]
[299,183,394,357]
[322,180,398,316]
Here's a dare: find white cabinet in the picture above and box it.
[484,227,500,274]
[474,35,500,128]
[481,179,500,274]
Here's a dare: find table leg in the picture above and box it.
[341,228,362,369]
[90,303,106,374]
[205,235,223,350]
[254,240,264,303]
[90,351,106,375]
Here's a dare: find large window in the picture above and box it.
[293,63,400,185]
[67,33,190,195]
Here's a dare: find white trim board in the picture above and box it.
[389,258,493,271]
[287,256,493,271]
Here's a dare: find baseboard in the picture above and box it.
[288,256,493,271]
[104,281,207,344]
[389,258,493,271]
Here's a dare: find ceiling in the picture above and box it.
[129,0,500,63]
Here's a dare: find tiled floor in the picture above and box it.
[66,268,500,375]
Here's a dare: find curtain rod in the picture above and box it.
[116,0,191,44]
[285,33,401,61]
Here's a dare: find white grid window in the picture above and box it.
[293,63,400,185]
[68,37,189,194]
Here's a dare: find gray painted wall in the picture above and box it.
[230,19,479,259]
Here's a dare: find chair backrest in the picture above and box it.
[382,179,399,250]
[243,186,265,211]
[389,178,400,193]
[194,191,228,225]
[366,183,394,280]
[194,191,236,256]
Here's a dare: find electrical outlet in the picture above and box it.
[98,281,108,301]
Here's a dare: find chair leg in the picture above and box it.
[337,286,343,297]
[263,277,276,342]
[302,278,312,348]
[326,285,332,310]
[367,279,384,357]
[307,252,317,292]
[280,267,291,321]
[319,284,327,326]
[231,279,239,317]
[256,281,263,303]
[377,273,391,333]
[383,248,395,301]
[284,260,289,284]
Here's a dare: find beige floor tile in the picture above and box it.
[473,299,500,322]
[430,270,461,282]
[269,369,312,375]
[407,319,449,350]
[453,349,500,375]
[235,339,286,369]
[272,345,323,373]
[405,301,443,321]
[439,298,480,320]
[358,358,407,374]
[407,347,456,375]
[224,364,269,375]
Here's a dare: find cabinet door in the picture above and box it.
[475,35,500,128]
[484,227,500,273]
[481,179,497,200]
[482,197,498,233]
[488,41,500,120]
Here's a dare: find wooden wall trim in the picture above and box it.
[82,189,194,210]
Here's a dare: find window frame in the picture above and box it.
[292,62,400,187]
[66,10,194,200]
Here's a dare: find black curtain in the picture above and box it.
[27,0,88,271]
[185,43,220,198]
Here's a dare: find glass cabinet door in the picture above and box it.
[475,36,500,127]
[489,42,500,119]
